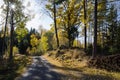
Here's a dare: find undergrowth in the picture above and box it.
[0,54,32,80]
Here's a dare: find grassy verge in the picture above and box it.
[0,54,32,80]
[83,67,120,80]
[43,50,120,80]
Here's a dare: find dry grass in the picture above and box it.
[43,54,83,78]
[83,67,120,80]
[43,49,120,80]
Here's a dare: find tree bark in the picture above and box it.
[2,1,9,57]
[67,13,71,48]
[53,0,59,48]
[9,9,14,61]
[93,0,98,57]
[84,0,87,51]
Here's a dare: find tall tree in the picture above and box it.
[83,0,87,51]
[9,7,14,61]
[2,0,10,57]
[93,0,98,57]
[46,0,68,48]
[56,0,81,47]
[53,0,59,48]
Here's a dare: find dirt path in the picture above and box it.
[16,56,114,80]
[16,56,64,80]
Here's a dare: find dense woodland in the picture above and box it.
[0,0,120,79]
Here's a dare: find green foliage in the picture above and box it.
[73,39,81,48]
[30,34,39,47]
[40,36,49,53]
[29,34,41,55]
[43,30,54,50]
[58,30,69,46]
[15,22,28,42]
[55,0,67,4]
[26,29,50,55]
[14,21,29,54]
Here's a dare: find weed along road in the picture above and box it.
[17,56,63,80]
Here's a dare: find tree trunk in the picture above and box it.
[84,0,87,51]
[93,0,98,57]
[9,9,14,61]
[2,1,9,57]
[68,29,71,48]
[67,12,71,48]
[53,0,59,48]
[102,22,104,54]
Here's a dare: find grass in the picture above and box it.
[83,67,120,80]
[0,54,32,80]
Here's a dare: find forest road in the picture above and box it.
[16,56,63,80]
[15,56,114,80]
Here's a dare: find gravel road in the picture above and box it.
[17,56,63,80]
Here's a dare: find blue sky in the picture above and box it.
[23,0,53,30]
[0,0,53,30]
